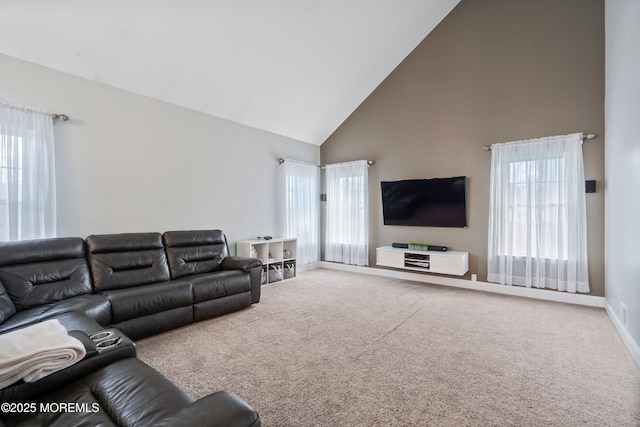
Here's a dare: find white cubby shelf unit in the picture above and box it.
[237,238,297,284]
[376,246,468,276]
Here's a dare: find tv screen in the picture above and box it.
[381,177,467,227]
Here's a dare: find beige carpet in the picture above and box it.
[137,269,640,426]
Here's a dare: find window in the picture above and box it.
[284,160,319,265]
[324,161,369,266]
[0,136,23,236]
[507,156,567,259]
[0,105,56,241]
[487,133,589,293]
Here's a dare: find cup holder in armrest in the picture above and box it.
[96,336,122,351]
[68,329,135,359]
[89,330,115,342]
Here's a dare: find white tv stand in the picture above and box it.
[376,246,468,276]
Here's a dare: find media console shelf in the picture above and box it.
[376,246,468,276]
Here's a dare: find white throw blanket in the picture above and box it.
[0,319,86,389]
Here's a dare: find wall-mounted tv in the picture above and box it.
[381,176,467,228]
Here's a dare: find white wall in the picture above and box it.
[0,53,319,246]
[605,0,640,363]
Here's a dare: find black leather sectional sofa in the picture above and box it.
[0,230,262,427]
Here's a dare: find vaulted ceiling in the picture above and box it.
[0,0,460,145]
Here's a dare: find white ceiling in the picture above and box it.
[0,0,460,145]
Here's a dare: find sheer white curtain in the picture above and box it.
[324,160,369,266]
[487,133,589,293]
[0,105,56,241]
[284,160,319,265]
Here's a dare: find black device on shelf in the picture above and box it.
[381,176,467,228]
[393,242,448,251]
[405,253,429,260]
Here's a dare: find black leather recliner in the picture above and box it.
[163,230,261,321]
[1,356,261,427]
[0,237,111,334]
[0,230,261,338]
[0,230,263,427]
[85,232,196,340]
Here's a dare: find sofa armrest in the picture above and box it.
[248,266,262,304]
[222,257,262,304]
[156,390,260,427]
[222,256,262,272]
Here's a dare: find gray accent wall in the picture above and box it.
[321,0,605,296]
[0,53,319,244]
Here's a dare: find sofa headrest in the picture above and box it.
[162,230,229,279]
[0,237,86,267]
[0,238,92,311]
[85,233,164,254]
[162,230,227,248]
[86,233,170,292]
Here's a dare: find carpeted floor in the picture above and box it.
[137,269,640,426]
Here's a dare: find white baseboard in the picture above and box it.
[605,302,640,368]
[315,262,605,308]
[297,262,321,273]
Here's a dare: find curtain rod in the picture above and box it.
[1,102,69,122]
[482,133,596,151]
[321,160,374,169]
[278,158,319,167]
[278,158,374,169]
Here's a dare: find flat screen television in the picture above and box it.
[381,176,467,227]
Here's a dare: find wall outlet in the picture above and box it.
[471,274,477,282]
[621,303,627,326]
